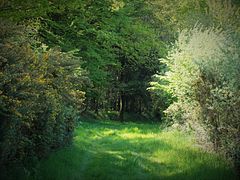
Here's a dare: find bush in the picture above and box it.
[151,26,240,170]
[0,21,85,166]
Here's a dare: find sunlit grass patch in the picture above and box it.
[28,120,237,180]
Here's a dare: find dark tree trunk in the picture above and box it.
[94,98,99,114]
[119,92,125,122]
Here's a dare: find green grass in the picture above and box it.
[25,121,237,179]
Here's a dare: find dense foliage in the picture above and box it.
[157,27,239,166]
[0,21,85,166]
[0,0,167,166]
[149,0,240,171]
[0,0,239,176]
[37,0,168,120]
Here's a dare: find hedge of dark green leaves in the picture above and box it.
[0,21,85,166]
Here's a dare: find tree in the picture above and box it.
[36,0,167,120]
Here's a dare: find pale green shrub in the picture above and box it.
[155,26,240,169]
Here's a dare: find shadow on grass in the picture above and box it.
[7,121,237,180]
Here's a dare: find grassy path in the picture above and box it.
[33,121,236,180]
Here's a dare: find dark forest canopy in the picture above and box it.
[0,0,239,177]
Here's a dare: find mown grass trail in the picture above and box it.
[33,121,236,180]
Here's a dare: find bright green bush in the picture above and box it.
[0,21,85,166]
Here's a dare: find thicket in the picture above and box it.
[149,0,240,172]
[168,27,238,166]
[0,21,85,166]
[0,0,167,168]
[0,0,239,175]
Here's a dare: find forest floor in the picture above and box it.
[31,120,236,180]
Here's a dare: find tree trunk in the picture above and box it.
[94,98,99,114]
[119,92,125,122]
